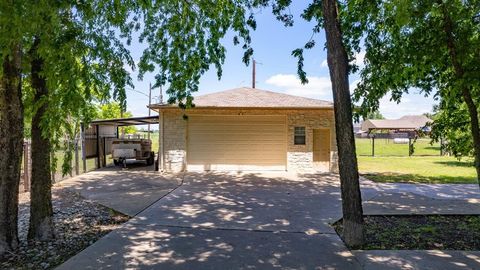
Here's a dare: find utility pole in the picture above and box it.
[160,85,163,104]
[252,58,256,89]
[148,83,152,140]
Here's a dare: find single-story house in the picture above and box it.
[149,87,338,173]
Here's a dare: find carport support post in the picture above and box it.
[96,124,100,169]
[159,111,164,172]
[103,137,107,167]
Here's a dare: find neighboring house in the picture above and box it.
[150,87,338,173]
[361,114,432,134]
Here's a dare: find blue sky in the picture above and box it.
[124,3,436,123]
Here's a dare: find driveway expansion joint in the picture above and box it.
[147,223,339,236]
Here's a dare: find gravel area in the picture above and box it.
[1,188,130,270]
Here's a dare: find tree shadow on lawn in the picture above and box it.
[434,160,475,168]
[423,146,441,151]
[362,172,476,184]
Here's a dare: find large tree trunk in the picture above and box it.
[28,37,55,241]
[441,6,480,186]
[322,0,364,247]
[462,91,480,186]
[0,46,23,257]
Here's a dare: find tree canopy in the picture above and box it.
[97,102,137,134]
[351,0,480,183]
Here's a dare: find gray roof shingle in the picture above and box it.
[150,87,333,109]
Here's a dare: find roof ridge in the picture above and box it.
[196,87,332,104]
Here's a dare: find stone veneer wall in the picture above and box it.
[159,108,338,173]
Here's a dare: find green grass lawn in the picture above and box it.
[356,137,477,184]
[358,156,477,184]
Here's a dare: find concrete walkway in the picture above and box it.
[361,178,480,215]
[358,178,480,269]
[56,171,480,269]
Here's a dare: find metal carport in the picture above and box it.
[81,116,159,171]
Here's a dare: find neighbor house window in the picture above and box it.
[294,127,306,145]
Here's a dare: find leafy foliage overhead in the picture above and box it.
[137,0,271,109]
[352,0,480,115]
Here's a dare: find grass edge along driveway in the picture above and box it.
[358,156,477,184]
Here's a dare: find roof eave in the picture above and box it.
[149,105,333,111]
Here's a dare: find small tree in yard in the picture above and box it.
[271,0,367,247]
[430,101,475,159]
[353,0,480,186]
[24,1,135,241]
[0,0,136,247]
[320,0,364,247]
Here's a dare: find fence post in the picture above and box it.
[74,137,79,175]
[371,136,375,157]
[23,140,31,192]
[408,138,412,156]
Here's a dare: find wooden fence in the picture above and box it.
[20,138,97,193]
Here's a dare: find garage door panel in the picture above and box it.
[189,126,286,133]
[190,135,286,143]
[187,115,286,171]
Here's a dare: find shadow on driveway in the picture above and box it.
[56,171,361,269]
[57,165,182,216]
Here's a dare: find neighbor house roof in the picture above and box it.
[361,115,432,131]
[149,87,333,109]
[398,115,432,128]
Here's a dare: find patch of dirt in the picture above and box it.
[334,215,480,250]
[1,187,130,270]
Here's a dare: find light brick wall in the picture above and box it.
[160,110,187,172]
[159,108,338,173]
[286,110,338,172]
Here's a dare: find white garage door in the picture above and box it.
[187,115,286,171]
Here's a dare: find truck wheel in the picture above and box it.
[147,151,155,166]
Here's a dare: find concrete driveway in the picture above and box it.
[56,171,480,269]
[57,164,182,216]
[57,172,360,269]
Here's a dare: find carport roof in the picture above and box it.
[149,87,333,109]
[90,115,159,126]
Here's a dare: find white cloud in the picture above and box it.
[320,50,365,69]
[353,51,366,67]
[378,95,434,119]
[349,79,361,93]
[321,59,328,68]
[265,74,332,100]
